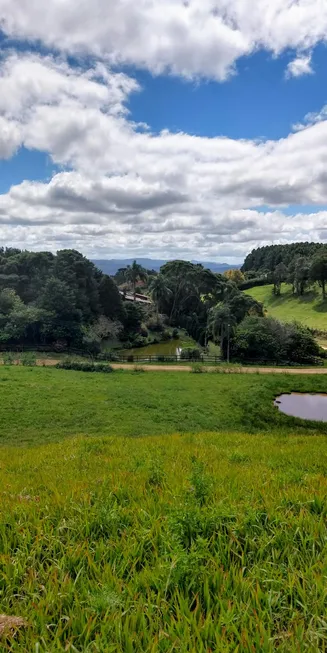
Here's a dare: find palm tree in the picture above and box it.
[124,261,148,298]
[207,303,236,358]
[149,275,172,322]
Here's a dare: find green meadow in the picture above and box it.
[244,284,327,332]
[1,368,327,650]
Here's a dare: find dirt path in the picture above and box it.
[30,360,327,374]
[110,364,327,374]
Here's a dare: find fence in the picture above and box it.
[0,346,323,367]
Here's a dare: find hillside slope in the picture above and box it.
[244,284,327,331]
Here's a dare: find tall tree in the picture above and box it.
[207,304,236,353]
[294,257,310,295]
[54,250,100,322]
[149,275,172,322]
[124,261,148,297]
[39,277,82,344]
[310,254,327,299]
[273,262,288,296]
[224,269,245,285]
[98,275,125,321]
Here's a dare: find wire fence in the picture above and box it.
[0,346,323,367]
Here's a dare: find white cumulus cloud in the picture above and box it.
[0,0,327,81]
[286,53,313,78]
[0,45,324,259]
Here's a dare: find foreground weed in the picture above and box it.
[0,433,327,650]
[189,457,213,505]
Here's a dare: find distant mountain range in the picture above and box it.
[93,258,238,276]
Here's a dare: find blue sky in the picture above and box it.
[0,0,327,263]
[129,46,327,141]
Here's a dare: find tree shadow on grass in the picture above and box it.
[264,286,327,315]
[265,289,318,308]
[313,298,327,313]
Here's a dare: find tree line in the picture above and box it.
[243,242,327,274]
[242,242,327,300]
[0,247,322,365]
[0,248,139,351]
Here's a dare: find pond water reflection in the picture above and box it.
[274,393,327,422]
[120,339,185,358]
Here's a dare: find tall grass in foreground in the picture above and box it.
[1,432,327,651]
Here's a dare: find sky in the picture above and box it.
[0,3,327,263]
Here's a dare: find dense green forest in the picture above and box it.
[0,249,262,352]
[0,246,323,364]
[0,248,127,351]
[243,242,327,274]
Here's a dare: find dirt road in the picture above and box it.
[31,360,327,374]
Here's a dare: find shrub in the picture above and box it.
[229,316,322,365]
[161,329,172,341]
[157,355,166,362]
[56,360,114,373]
[181,347,202,361]
[191,363,204,373]
[82,331,102,355]
[172,328,179,339]
[133,365,146,373]
[3,351,15,366]
[21,351,37,367]
[52,339,68,353]
[239,276,272,290]
[140,325,149,338]
[131,335,147,348]
[145,316,164,332]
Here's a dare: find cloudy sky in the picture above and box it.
[0,1,327,263]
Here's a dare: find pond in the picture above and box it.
[120,339,186,359]
[274,393,327,422]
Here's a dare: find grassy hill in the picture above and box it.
[1,367,327,650]
[244,283,327,332]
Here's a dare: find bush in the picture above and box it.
[239,276,272,290]
[172,328,179,339]
[52,339,68,353]
[140,325,149,338]
[229,316,322,365]
[191,363,204,374]
[82,331,101,355]
[3,351,15,366]
[56,360,114,373]
[21,352,37,367]
[133,366,146,373]
[131,335,147,348]
[181,347,202,361]
[161,329,172,341]
[145,316,164,332]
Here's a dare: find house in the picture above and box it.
[119,291,152,305]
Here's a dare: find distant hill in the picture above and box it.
[93,258,237,276]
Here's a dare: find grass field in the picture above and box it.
[1,368,327,650]
[244,284,327,332]
[2,367,327,445]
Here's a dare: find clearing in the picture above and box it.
[244,283,327,332]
